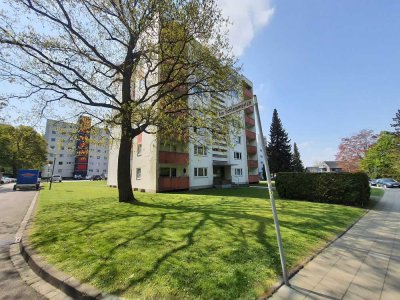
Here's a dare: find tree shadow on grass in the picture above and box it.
[31,193,363,298]
[113,213,209,295]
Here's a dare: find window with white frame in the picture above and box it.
[235,136,241,144]
[194,145,207,156]
[136,168,142,180]
[137,144,142,156]
[194,167,208,177]
[234,168,243,176]
[234,152,242,160]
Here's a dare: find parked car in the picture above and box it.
[369,179,378,186]
[86,175,92,180]
[51,175,63,182]
[376,178,400,188]
[1,177,11,184]
[74,174,83,180]
[91,175,103,181]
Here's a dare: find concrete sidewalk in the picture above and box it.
[270,188,400,300]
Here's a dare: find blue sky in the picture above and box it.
[221,0,400,166]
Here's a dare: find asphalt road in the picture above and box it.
[0,183,44,300]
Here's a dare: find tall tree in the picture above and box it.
[360,132,400,179]
[266,109,292,175]
[391,109,400,136]
[0,124,47,177]
[335,129,378,172]
[0,0,239,203]
[291,142,304,172]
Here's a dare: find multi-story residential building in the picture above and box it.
[107,76,259,192]
[257,135,265,179]
[42,117,109,179]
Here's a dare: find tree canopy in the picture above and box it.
[0,0,240,202]
[360,132,400,180]
[0,124,47,177]
[391,109,400,136]
[335,129,378,172]
[291,142,304,172]
[266,109,292,174]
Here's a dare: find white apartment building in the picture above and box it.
[43,117,109,179]
[107,76,259,192]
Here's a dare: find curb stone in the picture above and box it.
[13,191,121,300]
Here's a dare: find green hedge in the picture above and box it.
[275,172,370,207]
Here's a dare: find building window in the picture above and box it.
[194,145,207,156]
[58,161,63,165]
[97,156,101,159]
[194,167,208,177]
[61,147,65,150]
[137,144,142,156]
[235,136,241,144]
[234,152,242,160]
[234,168,243,176]
[50,146,55,149]
[89,169,93,172]
[59,154,64,157]
[97,149,101,153]
[136,168,142,180]
[51,138,56,142]
[49,153,54,157]
[52,130,57,134]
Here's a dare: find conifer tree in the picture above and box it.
[291,142,304,172]
[266,109,292,175]
[391,109,400,136]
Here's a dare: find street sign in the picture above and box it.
[217,99,254,118]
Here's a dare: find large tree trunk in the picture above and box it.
[117,115,137,203]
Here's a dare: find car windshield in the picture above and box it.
[383,179,396,183]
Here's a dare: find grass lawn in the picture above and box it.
[30,182,365,299]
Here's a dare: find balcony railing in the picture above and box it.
[159,151,189,164]
[248,175,259,183]
[245,106,254,114]
[247,145,257,154]
[243,88,253,100]
[158,176,189,191]
[245,116,255,126]
[245,129,256,140]
[248,160,258,168]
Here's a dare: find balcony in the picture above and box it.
[248,160,258,168]
[159,176,189,191]
[247,145,257,155]
[248,175,259,184]
[245,116,255,126]
[245,106,254,114]
[159,151,188,164]
[245,129,256,140]
[243,88,253,100]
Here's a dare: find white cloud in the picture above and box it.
[218,0,275,56]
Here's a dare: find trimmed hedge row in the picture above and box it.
[275,172,370,207]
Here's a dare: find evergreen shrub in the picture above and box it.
[275,172,370,207]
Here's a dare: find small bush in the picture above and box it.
[275,172,370,207]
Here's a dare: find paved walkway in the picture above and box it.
[270,188,400,300]
[0,183,44,300]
